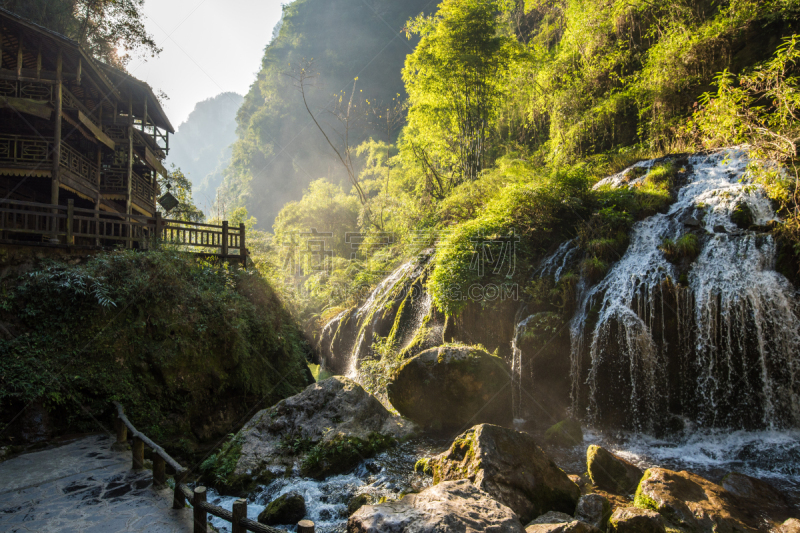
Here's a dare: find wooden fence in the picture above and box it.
[0,198,247,265]
[114,402,316,533]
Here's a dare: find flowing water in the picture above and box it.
[207,438,444,533]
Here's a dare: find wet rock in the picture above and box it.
[525,511,600,533]
[608,507,666,533]
[721,472,793,522]
[387,345,513,430]
[568,475,588,490]
[781,518,800,533]
[347,479,524,532]
[429,424,580,524]
[347,494,372,517]
[258,492,306,525]
[544,419,583,447]
[575,494,611,530]
[634,467,761,532]
[236,377,418,481]
[586,445,642,494]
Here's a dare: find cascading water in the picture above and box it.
[568,149,800,431]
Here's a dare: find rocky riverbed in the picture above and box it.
[203,377,799,533]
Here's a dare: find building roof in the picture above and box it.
[0,7,174,133]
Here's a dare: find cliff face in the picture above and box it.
[0,248,313,454]
[219,0,440,229]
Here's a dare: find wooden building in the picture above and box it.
[0,7,173,219]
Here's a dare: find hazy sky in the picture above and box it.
[128,0,285,129]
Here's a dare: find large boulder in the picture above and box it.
[634,468,762,532]
[586,445,643,494]
[387,345,512,430]
[429,424,580,524]
[721,472,794,523]
[608,507,667,533]
[526,511,600,533]
[574,494,612,530]
[347,479,524,532]
[257,492,306,525]
[235,377,417,481]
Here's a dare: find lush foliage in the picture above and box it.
[0,249,312,448]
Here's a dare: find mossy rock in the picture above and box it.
[387,345,512,430]
[257,492,306,526]
[608,507,667,533]
[430,424,580,524]
[299,432,396,479]
[586,445,643,494]
[347,493,372,516]
[731,201,754,229]
[545,419,583,447]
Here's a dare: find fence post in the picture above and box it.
[193,486,207,533]
[221,220,228,258]
[131,436,144,470]
[239,223,246,266]
[298,519,315,533]
[173,468,187,509]
[115,414,127,445]
[66,199,73,246]
[153,455,166,488]
[232,498,247,533]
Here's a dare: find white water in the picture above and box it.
[568,149,800,430]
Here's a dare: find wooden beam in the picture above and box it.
[76,58,81,86]
[0,96,52,120]
[79,110,115,149]
[36,42,41,78]
[16,32,22,77]
[50,48,62,207]
[1,25,3,70]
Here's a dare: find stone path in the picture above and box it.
[0,434,194,532]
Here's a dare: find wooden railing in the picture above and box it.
[0,199,248,264]
[114,403,316,533]
[0,134,97,187]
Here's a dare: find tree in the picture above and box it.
[0,0,160,67]
[157,166,205,222]
[403,0,517,184]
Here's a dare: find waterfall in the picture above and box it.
[567,149,800,430]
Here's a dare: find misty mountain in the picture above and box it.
[167,92,244,214]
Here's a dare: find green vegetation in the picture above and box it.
[0,249,312,448]
[659,234,700,264]
[216,0,800,335]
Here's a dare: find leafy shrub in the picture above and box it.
[659,234,700,263]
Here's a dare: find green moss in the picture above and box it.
[582,256,610,284]
[299,432,396,479]
[633,469,658,511]
[544,418,583,447]
[659,234,699,263]
[414,457,433,475]
[731,201,755,229]
[645,163,676,188]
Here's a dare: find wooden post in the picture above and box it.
[36,43,41,79]
[239,223,246,266]
[232,499,247,533]
[66,199,73,245]
[131,436,144,470]
[76,58,82,86]
[50,48,63,243]
[115,415,127,444]
[16,32,22,77]
[153,455,166,488]
[172,469,187,509]
[298,520,315,533]
[193,486,207,533]
[221,221,228,257]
